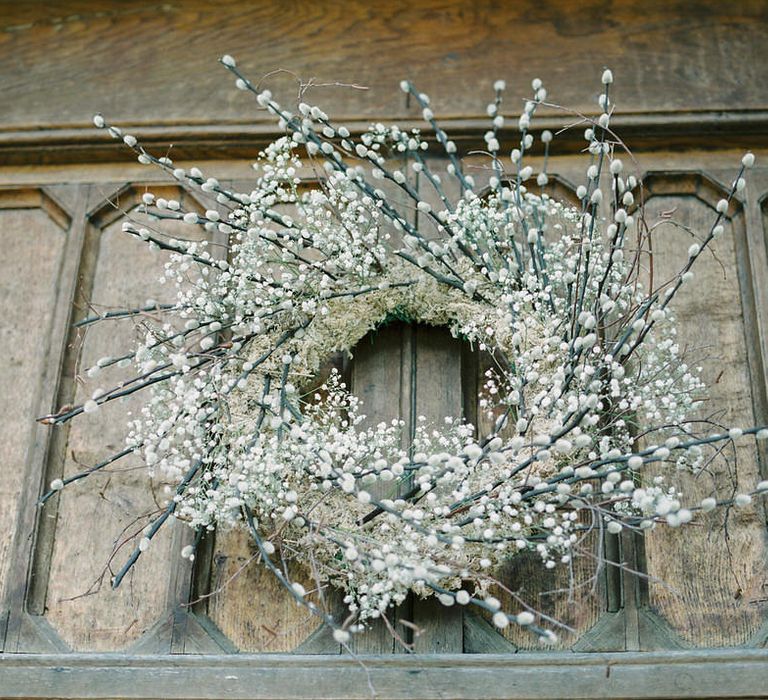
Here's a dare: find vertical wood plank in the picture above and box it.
[641,190,766,647]
[410,325,465,653]
[0,204,67,606]
[42,195,197,651]
[348,324,411,654]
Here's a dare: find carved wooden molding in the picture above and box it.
[0,187,72,230]
[86,182,206,229]
[479,173,579,207]
[2,110,767,166]
[635,170,744,218]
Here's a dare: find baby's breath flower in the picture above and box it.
[69,64,767,645]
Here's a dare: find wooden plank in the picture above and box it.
[125,187,228,656]
[640,183,767,647]
[2,649,768,700]
[488,538,604,652]
[0,186,85,653]
[4,112,768,167]
[0,200,67,607]
[2,1,768,135]
[742,180,768,484]
[348,324,411,654]
[462,611,518,654]
[410,325,464,653]
[206,527,327,653]
[410,595,463,653]
[41,191,202,651]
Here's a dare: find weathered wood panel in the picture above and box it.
[206,528,325,653]
[43,192,200,650]
[2,0,768,141]
[0,202,67,602]
[349,325,414,655]
[208,323,476,652]
[641,184,767,647]
[409,326,465,653]
[343,324,470,653]
[0,155,764,658]
[3,648,768,700]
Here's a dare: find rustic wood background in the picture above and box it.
[0,0,767,660]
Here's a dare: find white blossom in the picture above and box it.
[66,64,768,643]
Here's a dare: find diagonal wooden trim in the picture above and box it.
[0,187,72,230]
[637,170,744,217]
[127,610,238,656]
[462,611,518,653]
[0,649,767,699]
[86,182,207,229]
[1,110,768,166]
[478,173,579,207]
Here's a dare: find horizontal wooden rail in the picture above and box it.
[1,649,767,699]
[2,110,768,166]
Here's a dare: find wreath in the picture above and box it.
[40,59,767,646]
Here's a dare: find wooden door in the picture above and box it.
[1,1,768,697]
[2,162,765,658]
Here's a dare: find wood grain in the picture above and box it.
[410,326,465,653]
[640,189,767,647]
[43,194,202,650]
[1,0,767,132]
[206,527,326,653]
[0,204,67,603]
[349,324,412,654]
[0,146,764,659]
[209,323,474,652]
[2,648,768,700]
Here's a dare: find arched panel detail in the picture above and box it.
[0,186,72,231]
[478,173,580,208]
[35,182,219,652]
[0,186,74,653]
[87,182,207,230]
[631,170,743,219]
[539,173,580,208]
[629,174,767,647]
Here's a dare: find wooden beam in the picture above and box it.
[2,110,768,165]
[2,1,767,131]
[0,649,767,699]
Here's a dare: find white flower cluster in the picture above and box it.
[44,63,767,644]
